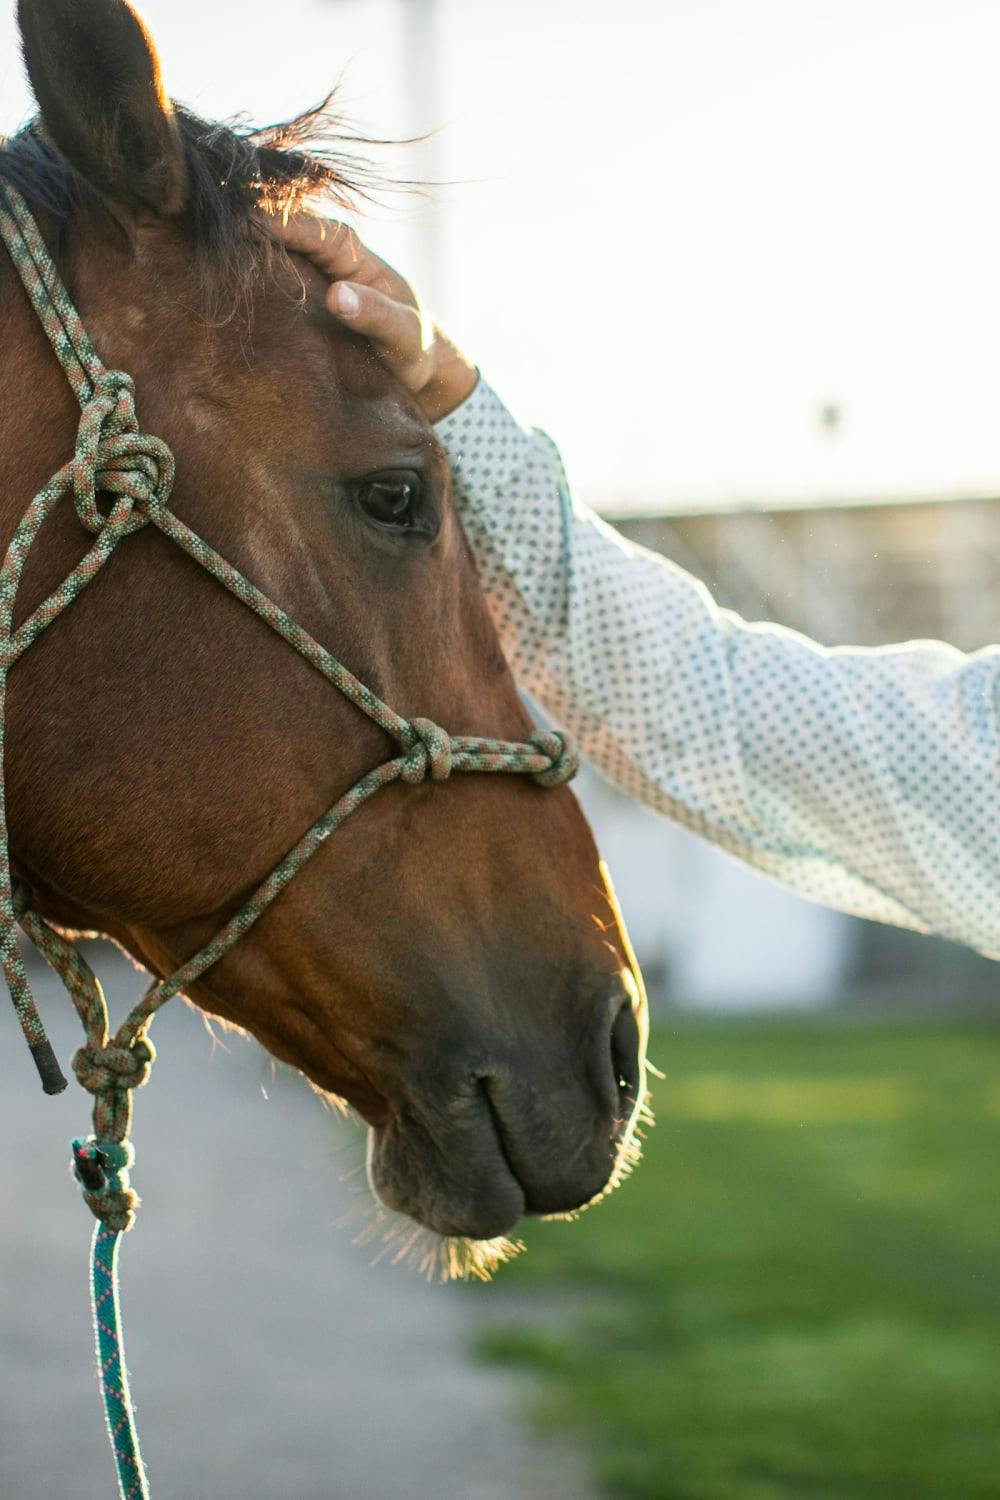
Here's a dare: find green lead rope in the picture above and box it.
[0,179,578,1498]
[76,1161,149,1500]
[89,1221,146,1499]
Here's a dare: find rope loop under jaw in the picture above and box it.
[72,1035,156,1146]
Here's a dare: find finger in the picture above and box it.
[328,280,433,390]
[268,211,415,305]
[267,211,367,279]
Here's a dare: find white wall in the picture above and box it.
[575,765,854,1011]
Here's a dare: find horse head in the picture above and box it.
[2,0,647,1258]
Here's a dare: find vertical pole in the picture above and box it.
[398,0,446,316]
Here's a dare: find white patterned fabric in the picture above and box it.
[436,379,1000,959]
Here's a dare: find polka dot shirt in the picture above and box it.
[437,379,1000,959]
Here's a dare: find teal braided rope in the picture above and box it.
[71,1141,148,1500]
[88,1223,148,1500]
[0,181,580,1496]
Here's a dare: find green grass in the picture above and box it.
[474,1017,1000,1500]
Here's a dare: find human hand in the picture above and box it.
[268,215,478,423]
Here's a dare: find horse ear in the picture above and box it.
[17,0,187,215]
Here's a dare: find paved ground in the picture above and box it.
[0,943,591,1499]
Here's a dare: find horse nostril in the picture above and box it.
[610,1000,641,1105]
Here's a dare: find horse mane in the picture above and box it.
[0,94,394,299]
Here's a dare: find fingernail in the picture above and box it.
[333,283,360,317]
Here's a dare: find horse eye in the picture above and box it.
[354,471,425,531]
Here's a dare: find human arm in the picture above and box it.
[437,380,1000,958]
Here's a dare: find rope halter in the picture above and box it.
[0,178,580,1104]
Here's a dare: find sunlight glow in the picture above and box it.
[3,1,997,515]
[354,1205,526,1284]
[536,860,655,1226]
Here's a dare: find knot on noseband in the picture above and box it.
[71,1136,138,1232]
[528,730,579,787]
[73,1037,155,1096]
[72,369,175,536]
[400,717,453,784]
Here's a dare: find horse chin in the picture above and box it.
[360,1126,530,1283]
[364,1116,527,1244]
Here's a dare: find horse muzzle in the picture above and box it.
[365,992,644,1240]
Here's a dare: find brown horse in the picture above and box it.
[3,0,647,1260]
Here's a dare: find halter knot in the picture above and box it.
[528,730,579,787]
[71,1136,138,1232]
[72,369,175,536]
[400,717,453,784]
[73,1037,155,1096]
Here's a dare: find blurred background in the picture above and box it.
[1,2,999,1497]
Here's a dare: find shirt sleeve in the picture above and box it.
[436,378,1000,959]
